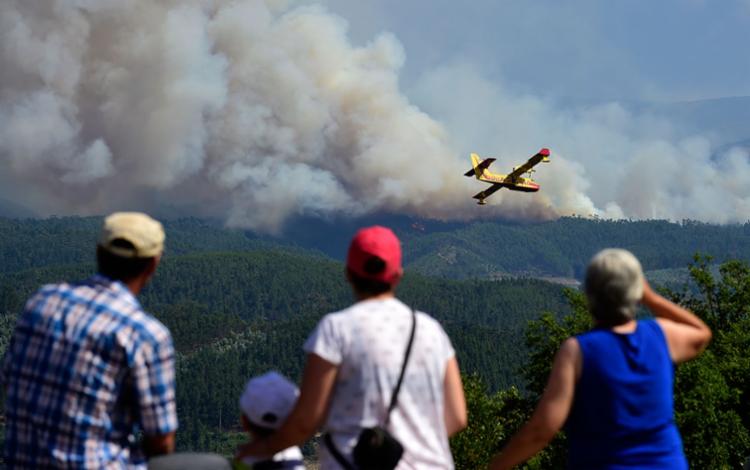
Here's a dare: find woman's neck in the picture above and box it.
[355,291,396,302]
[603,319,638,333]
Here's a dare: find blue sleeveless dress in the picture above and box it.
[566,320,688,469]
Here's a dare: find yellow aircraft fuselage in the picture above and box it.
[470,153,540,192]
[466,149,551,204]
[475,169,540,192]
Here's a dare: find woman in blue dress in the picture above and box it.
[489,248,712,470]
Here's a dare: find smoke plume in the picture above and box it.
[1,1,748,230]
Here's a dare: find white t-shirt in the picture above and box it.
[303,297,456,470]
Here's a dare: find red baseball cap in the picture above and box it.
[346,226,402,284]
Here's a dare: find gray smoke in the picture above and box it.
[412,63,750,223]
[1,1,748,230]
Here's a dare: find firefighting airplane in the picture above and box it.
[464,148,551,205]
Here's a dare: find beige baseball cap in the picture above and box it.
[99,212,165,258]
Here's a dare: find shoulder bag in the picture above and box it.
[324,307,417,470]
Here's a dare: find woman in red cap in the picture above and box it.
[237,226,467,469]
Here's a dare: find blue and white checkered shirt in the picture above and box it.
[2,274,178,469]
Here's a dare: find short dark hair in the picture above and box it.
[347,263,393,297]
[96,242,155,282]
[242,414,275,439]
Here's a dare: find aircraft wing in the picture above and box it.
[472,183,504,200]
[463,157,496,177]
[506,148,550,180]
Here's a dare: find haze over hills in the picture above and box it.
[3,215,750,281]
[0,198,36,219]
[634,96,750,147]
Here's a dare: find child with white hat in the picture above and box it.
[236,371,305,470]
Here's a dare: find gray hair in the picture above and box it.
[584,248,644,325]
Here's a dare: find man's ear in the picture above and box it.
[145,254,161,279]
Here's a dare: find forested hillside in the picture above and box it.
[402,218,750,279]
[3,215,750,281]
[0,217,309,274]
[2,216,750,466]
[0,243,569,452]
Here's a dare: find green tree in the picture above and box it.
[667,255,750,468]
[454,256,750,469]
[451,375,526,470]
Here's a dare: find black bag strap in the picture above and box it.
[323,307,417,469]
[384,307,417,426]
[252,459,306,470]
[324,432,356,470]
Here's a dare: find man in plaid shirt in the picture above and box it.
[2,212,178,468]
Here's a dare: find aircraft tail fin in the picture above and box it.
[464,153,494,178]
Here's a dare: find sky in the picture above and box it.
[0,0,749,230]
[320,0,750,102]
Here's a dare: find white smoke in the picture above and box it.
[0,0,748,230]
[0,0,471,230]
[411,63,750,223]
